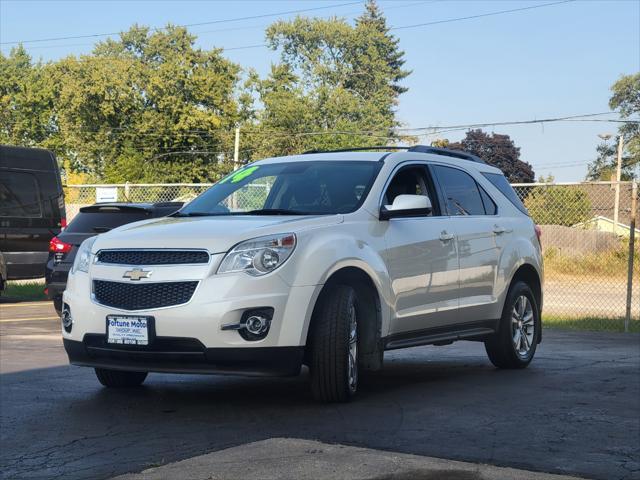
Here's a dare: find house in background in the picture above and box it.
[574,216,639,237]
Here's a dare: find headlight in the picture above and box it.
[72,237,97,273]
[218,233,296,276]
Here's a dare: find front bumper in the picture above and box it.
[62,257,321,370]
[64,337,304,376]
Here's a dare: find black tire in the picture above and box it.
[309,284,359,403]
[53,296,62,317]
[485,281,540,369]
[94,368,148,388]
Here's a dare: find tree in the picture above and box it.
[0,46,59,151]
[246,0,410,158]
[53,25,243,182]
[447,129,535,182]
[524,185,592,226]
[587,73,640,180]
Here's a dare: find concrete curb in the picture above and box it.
[112,438,589,480]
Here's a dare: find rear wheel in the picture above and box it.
[485,281,540,369]
[53,296,62,317]
[309,284,359,403]
[94,368,148,388]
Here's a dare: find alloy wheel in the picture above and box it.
[512,295,535,358]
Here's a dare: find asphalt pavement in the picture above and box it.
[1,301,639,480]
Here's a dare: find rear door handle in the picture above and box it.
[493,225,511,234]
[439,231,455,242]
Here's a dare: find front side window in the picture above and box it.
[0,171,42,218]
[382,165,436,216]
[179,161,382,216]
[432,165,486,216]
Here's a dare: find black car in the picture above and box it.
[45,202,183,314]
[0,145,66,280]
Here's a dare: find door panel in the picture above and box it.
[449,217,507,320]
[430,164,505,323]
[384,217,459,332]
[381,163,459,334]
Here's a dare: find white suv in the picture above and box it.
[62,146,543,402]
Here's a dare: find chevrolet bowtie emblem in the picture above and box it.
[123,268,152,281]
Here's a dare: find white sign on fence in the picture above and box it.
[96,187,118,203]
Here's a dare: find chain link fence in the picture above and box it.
[512,181,638,331]
[64,181,639,331]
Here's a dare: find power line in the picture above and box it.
[13,1,434,51]
[2,112,631,138]
[390,0,575,31]
[0,1,362,45]
[1,0,577,53]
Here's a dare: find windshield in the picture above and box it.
[179,161,382,216]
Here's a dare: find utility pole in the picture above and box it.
[233,127,240,171]
[625,181,637,332]
[613,134,624,228]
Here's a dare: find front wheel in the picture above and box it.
[485,281,540,369]
[309,284,359,403]
[95,368,148,388]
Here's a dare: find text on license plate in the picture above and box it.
[107,316,149,345]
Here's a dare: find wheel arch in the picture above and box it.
[304,266,384,371]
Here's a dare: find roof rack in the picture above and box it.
[303,146,407,154]
[302,145,484,164]
[406,145,484,164]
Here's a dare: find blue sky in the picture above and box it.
[1,0,638,181]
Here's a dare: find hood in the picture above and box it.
[91,214,343,253]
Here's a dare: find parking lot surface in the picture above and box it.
[1,302,639,480]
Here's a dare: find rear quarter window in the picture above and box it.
[482,172,529,215]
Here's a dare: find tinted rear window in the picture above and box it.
[0,171,42,218]
[65,211,150,233]
[482,172,528,215]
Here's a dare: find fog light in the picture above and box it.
[222,308,273,341]
[61,303,73,333]
[245,315,268,335]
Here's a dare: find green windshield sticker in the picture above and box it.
[227,165,259,184]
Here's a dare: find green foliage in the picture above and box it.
[1,2,410,181]
[524,186,592,226]
[0,47,60,151]
[447,129,535,183]
[587,73,639,180]
[542,315,639,333]
[543,243,637,279]
[3,281,47,302]
[247,0,410,158]
[55,25,242,182]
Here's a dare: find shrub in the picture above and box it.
[524,186,592,226]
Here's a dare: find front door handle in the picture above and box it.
[439,231,455,242]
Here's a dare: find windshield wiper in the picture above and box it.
[244,209,313,216]
[172,211,228,217]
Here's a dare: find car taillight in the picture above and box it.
[534,225,542,245]
[49,236,72,253]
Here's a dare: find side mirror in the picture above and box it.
[380,194,432,220]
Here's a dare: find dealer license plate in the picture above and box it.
[106,315,151,345]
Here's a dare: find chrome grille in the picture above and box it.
[93,280,198,310]
[96,250,209,265]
